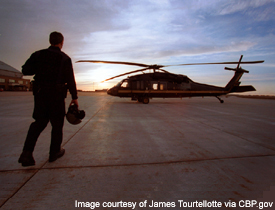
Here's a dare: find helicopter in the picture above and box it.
[77,55,264,104]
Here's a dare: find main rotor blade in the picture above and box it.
[77,60,149,68]
[77,59,264,68]
[170,60,264,66]
[101,67,149,82]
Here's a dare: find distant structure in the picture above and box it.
[0,61,31,91]
[95,89,108,92]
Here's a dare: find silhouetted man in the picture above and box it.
[18,31,78,166]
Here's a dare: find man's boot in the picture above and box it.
[18,151,35,167]
[49,148,65,162]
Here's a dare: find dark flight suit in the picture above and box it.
[22,46,78,155]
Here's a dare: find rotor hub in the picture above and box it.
[148,64,164,69]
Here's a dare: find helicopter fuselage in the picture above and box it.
[77,55,261,104]
[107,72,232,103]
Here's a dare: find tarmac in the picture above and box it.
[0,91,274,210]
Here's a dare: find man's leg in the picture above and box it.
[23,119,49,152]
[23,93,49,152]
[49,116,64,155]
[48,96,66,162]
[19,118,49,166]
[48,116,65,162]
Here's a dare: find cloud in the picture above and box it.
[0,0,130,68]
[156,41,257,58]
[0,0,274,93]
[216,0,273,16]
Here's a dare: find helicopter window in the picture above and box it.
[152,83,158,90]
[121,80,129,88]
[151,81,167,90]
[115,81,122,87]
[135,81,144,90]
[159,82,167,90]
[131,81,144,90]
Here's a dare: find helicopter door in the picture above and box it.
[135,81,144,90]
[159,82,167,90]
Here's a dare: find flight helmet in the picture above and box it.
[66,103,85,125]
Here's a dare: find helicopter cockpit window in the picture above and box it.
[121,80,129,88]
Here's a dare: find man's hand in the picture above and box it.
[70,99,79,107]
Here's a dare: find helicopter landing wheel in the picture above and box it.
[142,97,150,104]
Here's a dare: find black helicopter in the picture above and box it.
[77,55,264,104]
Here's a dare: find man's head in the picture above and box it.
[49,31,64,48]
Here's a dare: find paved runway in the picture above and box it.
[0,92,275,209]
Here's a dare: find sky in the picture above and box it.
[0,0,275,94]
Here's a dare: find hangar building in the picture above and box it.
[0,61,31,91]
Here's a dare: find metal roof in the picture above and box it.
[0,61,23,78]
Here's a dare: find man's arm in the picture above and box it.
[22,52,38,75]
[70,99,79,107]
[65,58,78,105]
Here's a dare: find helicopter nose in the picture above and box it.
[107,88,112,95]
[107,87,117,96]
